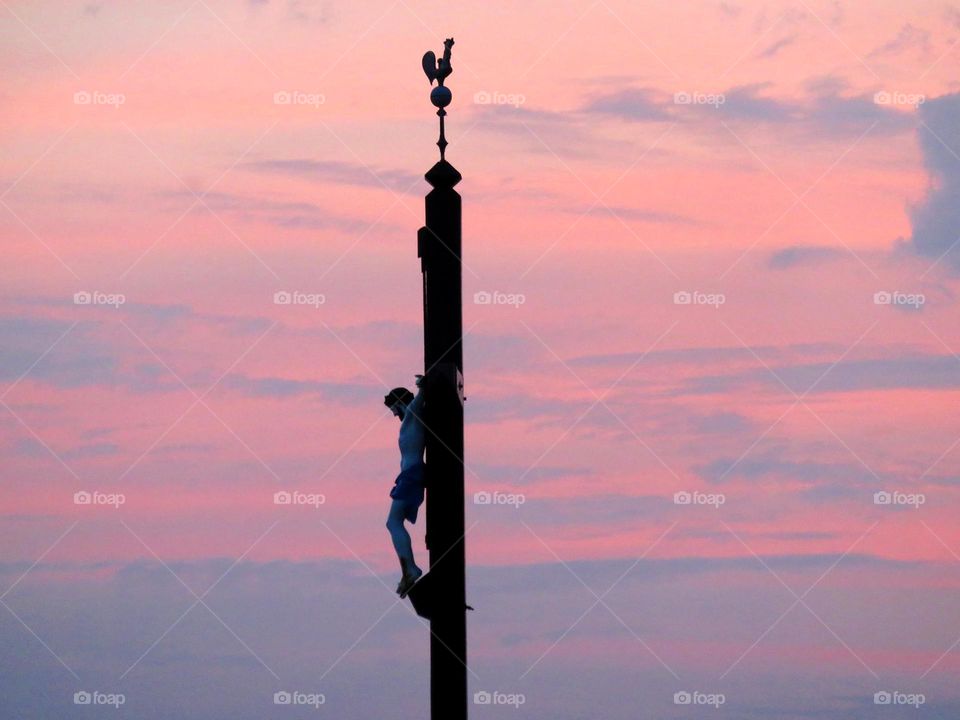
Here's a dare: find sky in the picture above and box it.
[2,0,960,718]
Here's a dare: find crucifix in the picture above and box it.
[406,36,470,720]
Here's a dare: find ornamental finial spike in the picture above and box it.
[421,38,454,161]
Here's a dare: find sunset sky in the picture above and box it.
[2,1,960,718]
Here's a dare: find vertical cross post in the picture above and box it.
[418,154,467,720]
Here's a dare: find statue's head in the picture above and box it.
[384,387,414,418]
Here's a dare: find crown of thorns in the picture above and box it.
[384,387,414,408]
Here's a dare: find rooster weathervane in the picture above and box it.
[422,38,455,160]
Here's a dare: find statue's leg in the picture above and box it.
[387,499,415,572]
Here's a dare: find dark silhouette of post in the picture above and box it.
[418,37,468,720]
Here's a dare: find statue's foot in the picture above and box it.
[397,567,423,598]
